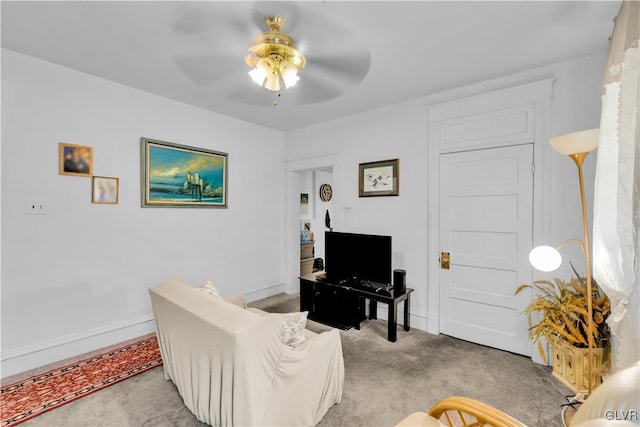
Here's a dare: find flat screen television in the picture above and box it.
[325,231,392,284]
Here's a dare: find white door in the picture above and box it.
[439,144,533,356]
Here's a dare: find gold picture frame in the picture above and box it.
[141,137,228,208]
[358,158,399,197]
[92,176,119,204]
[59,142,93,177]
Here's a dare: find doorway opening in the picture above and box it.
[285,155,341,294]
[297,167,334,278]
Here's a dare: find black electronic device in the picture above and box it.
[299,274,414,341]
[393,269,406,295]
[325,231,392,285]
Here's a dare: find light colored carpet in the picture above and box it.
[18,293,569,427]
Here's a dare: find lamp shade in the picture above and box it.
[264,74,281,91]
[248,67,267,86]
[529,245,562,272]
[280,61,299,89]
[549,129,599,155]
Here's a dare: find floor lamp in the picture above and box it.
[529,128,599,395]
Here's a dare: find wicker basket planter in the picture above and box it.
[550,334,603,394]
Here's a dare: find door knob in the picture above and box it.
[441,252,450,270]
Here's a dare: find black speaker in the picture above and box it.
[393,269,406,295]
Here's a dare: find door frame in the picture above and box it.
[425,79,554,363]
[285,155,342,294]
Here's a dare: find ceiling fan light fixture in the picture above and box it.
[280,61,299,89]
[264,74,281,91]
[248,66,267,86]
[245,15,306,92]
[248,57,272,86]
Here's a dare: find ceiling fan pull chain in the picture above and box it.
[273,92,282,107]
[273,91,282,107]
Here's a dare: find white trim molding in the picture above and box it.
[243,282,290,303]
[1,315,156,378]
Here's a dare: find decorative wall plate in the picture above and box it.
[319,183,333,202]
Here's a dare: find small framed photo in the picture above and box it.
[92,176,119,204]
[359,158,399,197]
[59,142,93,177]
[300,193,309,214]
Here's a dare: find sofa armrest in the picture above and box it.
[223,294,246,309]
[261,328,344,426]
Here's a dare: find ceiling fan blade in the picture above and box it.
[250,8,267,32]
[222,50,369,105]
[307,52,372,85]
[171,3,254,39]
[223,71,344,106]
[172,53,242,86]
[286,74,346,105]
[250,1,301,32]
[224,81,284,106]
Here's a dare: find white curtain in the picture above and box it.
[593,0,640,372]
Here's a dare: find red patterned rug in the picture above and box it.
[1,335,162,427]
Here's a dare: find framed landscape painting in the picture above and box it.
[141,138,228,208]
[358,158,399,197]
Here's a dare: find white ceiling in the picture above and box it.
[1,1,620,131]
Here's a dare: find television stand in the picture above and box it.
[299,274,414,342]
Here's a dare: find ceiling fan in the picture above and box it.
[170,2,371,106]
[245,15,305,93]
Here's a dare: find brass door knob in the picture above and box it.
[441,252,450,270]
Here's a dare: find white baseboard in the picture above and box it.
[426,312,440,334]
[243,282,290,303]
[1,315,156,379]
[1,283,290,379]
[370,301,429,332]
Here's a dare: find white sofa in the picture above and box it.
[149,279,344,427]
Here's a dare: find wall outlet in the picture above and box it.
[27,200,47,215]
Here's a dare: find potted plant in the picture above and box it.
[515,267,610,393]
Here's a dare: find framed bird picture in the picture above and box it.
[358,158,399,197]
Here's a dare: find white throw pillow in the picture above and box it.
[244,309,308,347]
[196,280,221,298]
[278,312,308,347]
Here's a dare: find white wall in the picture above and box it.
[1,49,286,376]
[0,48,606,376]
[283,53,606,330]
